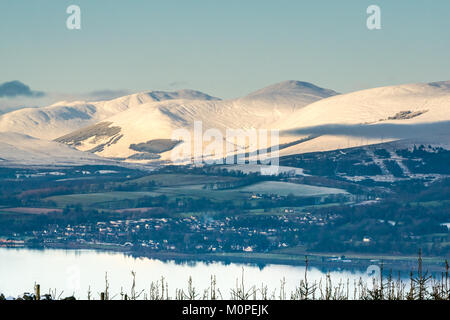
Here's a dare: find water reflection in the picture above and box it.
[0,248,440,299]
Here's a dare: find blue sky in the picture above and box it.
[0,0,449,102]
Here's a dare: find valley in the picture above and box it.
[0,141,449,260]
[0,79,449,263]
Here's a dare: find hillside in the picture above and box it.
[277,81,450,156]
[0,90,220,140]
[0,132,114,166]
[54,81,338,162]
[1,80,449,166]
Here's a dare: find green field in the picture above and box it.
[408,200,450,207]
[246,202,353,215]
[45,191,160,207]
[239,181,347,197]
[159,185,250,201]
[119,173,238,187]
[44,174,349,209]
[44,187,250,207]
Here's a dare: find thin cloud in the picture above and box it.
[0,87,133,114]
[0,81,45,98]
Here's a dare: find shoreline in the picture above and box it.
[3,242,447,273]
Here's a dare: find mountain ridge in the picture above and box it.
[1,80,449,166]
[0,89,220,140]
[50,81,338,161]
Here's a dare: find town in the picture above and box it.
[19,209,338,255]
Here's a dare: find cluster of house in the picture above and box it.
[0,238,25,247]
[22,209,341,253]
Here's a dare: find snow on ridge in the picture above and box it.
[1,79,449,165]
[0,131,113,166]
[0,89,222,140]
[242,80,339,101]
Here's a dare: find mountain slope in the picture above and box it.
[0,132,114,166]
[242,80,338,105]
[277,81,450,155]
[54,81,338,162]
[0,90,220,140]
[56,80,450,163]
[5,79,448,166]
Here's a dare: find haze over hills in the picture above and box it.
[0,80,449,166]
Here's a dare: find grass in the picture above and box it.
[119,173,238,187]
[408,200,450,208]
[238,181,347,197]
[45,191,160,207]
[43,186,251,208]
[43,173,351,209]
[158,185,250,201]
[0,207,62,215]
[246,202,353,215]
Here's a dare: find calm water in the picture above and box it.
[0,248,411,299]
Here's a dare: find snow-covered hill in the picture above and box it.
[0,90,220,140]
[53,81,338,162]
[241,80,338,105]
[0,132,114,166]
[1,80,449,166]
[277,81,450,156]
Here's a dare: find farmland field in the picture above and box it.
[43,187,250,208]
[157,185,251,201]
[43,177,349,208]
[238,181,347,197]
[119,173,238,187]
[0,207,62,215]
[246,202,353,215]
[44,191,160,207]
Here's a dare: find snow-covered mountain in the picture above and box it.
[54,80,450,164]
[277,81,450,156]
[0,132,114,166]
[241,80,338,105]
[1,79,449,166]
[0,90,220,140]
[53,81,338,162]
